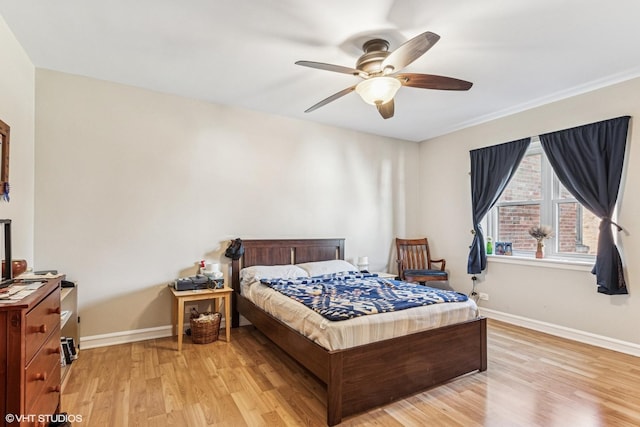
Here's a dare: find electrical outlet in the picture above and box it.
[479,292,489,301]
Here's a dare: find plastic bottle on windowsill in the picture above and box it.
[486,237,493,255]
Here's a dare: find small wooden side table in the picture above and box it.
[170,286,233,352]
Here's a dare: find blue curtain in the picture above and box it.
[468,138,531,274]
[540,116,630,295]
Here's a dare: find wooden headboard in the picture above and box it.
[230,238,345,327]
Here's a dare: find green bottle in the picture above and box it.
[486,237,493,255]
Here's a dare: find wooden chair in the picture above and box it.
[396,237,448,283]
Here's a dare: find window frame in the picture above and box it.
[487,138,597,263]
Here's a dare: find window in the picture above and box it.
[488,139,599,260]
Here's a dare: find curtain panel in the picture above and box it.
[540,116,630,295]
[467,138,531,274]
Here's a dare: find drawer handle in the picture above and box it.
[35,372,47,381]
[50,347,62,355]
[49,385,61,393]
[50,306,61,314]
[36,324,47,333]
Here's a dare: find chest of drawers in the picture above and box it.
[0,278,63,427]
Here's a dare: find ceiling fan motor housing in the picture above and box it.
[356,39,391,74]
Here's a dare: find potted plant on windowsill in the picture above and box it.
[528,225,553,258]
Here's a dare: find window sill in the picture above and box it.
[487,254,593,272]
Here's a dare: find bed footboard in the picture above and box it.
[327,317,487,425]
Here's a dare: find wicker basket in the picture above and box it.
[190,309,221,344]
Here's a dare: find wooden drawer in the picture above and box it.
[25,288,61,363]
[23,374,61,427]
[25,325,61,414]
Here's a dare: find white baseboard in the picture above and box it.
[80,317,251,349]
[81,325,173,349]
[480,307,640,358]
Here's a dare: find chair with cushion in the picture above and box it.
[396,237,448,284]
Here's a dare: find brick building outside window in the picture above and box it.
[488,140,599,259]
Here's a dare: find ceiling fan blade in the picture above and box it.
[295,60,365,76]
[396,73,473,90]
[381,31,440,73]
[376,99,395,119]
[304,85,357,113]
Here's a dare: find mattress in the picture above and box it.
[240,278,479,351]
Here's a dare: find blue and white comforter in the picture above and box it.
[260,272,468,321]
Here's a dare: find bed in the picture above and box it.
[230,238,487,425]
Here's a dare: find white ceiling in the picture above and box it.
[2,0,640,142]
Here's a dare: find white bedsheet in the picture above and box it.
[241,278,479,351]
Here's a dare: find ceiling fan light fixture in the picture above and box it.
[355,77,401,105]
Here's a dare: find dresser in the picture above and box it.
[0,277,63,427]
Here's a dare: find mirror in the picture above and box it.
[0,119,9,201]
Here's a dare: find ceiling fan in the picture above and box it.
[295,31,472,119]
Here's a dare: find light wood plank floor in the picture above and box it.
[61,319,640,426]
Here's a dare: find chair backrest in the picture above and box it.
[395,238,434,280]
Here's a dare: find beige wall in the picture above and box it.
[419,77,640,346]
[0,16,35,265]
[34,70,420,338]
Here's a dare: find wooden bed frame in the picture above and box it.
[230,238,487,425]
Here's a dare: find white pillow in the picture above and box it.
[240,264,309,285]
[296,260,358,276]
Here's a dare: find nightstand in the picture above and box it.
[170,286,232,351]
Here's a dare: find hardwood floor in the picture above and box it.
[61,319,640,426]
